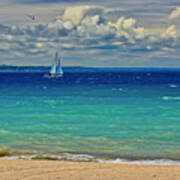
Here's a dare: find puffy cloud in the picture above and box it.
[62,5,95,25]
[162,25,177,39]
[76,14,115,41]
[63,20,75,30]
[169,7,180,19]
[81,15,103,26]
[108,17,145,43]
[123,18,136,29]
[1,5,180,66]
[134,27,145,39]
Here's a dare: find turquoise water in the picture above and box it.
[0,70,180,160]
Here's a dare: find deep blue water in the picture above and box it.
[0,69,180,160]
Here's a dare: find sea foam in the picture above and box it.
[162,96,180,101]
[1,152,180,165]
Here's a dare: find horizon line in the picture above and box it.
[1,65,180,69]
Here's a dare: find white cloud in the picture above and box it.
[123,18,136,29]
[169,7,180,19]
[162,25,177,39]
[1,5,180,66]
[81,15,102,26]
[62,5,96,25]
[63,20,75,30]
[108,17,145,43]
[134,27,145,39]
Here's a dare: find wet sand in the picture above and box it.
[0,159,180,180]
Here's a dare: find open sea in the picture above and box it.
[0,67,180,164]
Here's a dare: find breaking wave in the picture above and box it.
[162,96,180,101]
[1,148,180,165]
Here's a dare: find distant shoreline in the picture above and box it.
[1,66,180,73]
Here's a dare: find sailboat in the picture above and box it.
[44,52,63,78]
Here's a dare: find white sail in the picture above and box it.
[56,58,63,76]
[50,52,58,74]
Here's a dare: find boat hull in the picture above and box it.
[44,74,63,78]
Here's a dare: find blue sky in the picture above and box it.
[0,0,180,67]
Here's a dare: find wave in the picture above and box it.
[112,88,123,91]
[98,158,180,165]
[169,84,178,88]
[162,96,180,101]
[2,154,180,165]
[1,148,180,165]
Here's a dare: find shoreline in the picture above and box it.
[0,159,180,180]
[1,154,180,166]
[1,147,180,166]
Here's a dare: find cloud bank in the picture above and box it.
[0,5,180,66]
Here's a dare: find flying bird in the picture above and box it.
[26,14,35,20]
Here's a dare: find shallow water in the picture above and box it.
[0,69,180,161]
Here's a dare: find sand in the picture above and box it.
[0,159,180,180]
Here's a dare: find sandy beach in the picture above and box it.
[0,159,179,180]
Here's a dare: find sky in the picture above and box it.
[0,0,180,67]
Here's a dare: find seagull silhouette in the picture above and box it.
[26,14,35,20]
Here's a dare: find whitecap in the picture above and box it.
[169,84,178,88]
[97,158,180,165]
[162,96,180,101]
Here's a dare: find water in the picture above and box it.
[0,69,180,163]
